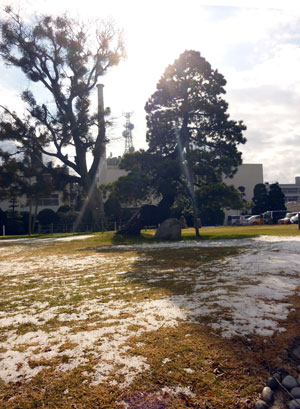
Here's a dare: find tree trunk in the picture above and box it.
[74,181,106,232]
[177,120,200,237]
[28,197,33,236]
[87,184,106,231]
[32,200,39,234]
[192,199,200,237]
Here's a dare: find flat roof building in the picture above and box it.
[278,177,300,203]
[223,164,263,203]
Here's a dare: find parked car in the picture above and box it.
[246,215,264,225]
[290,213,299,224]
[263,210,287,224]
[240,215,252,225]
[278,212,298,224]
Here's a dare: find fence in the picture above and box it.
[1,221,160,236]
[34,221,125,235]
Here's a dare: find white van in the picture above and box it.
[227,215,241,225]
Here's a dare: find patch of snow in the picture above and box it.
[0,235,300,386]
[162,358,171,364]
[161,385,196,398]
[184,368,194,374]
[0,234,94,244]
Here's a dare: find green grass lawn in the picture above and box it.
[0,223,299,244]
[139,224,300,242]
[181,223,300,240]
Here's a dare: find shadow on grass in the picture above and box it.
[110,232,156,246]
[191,232,259,240]
[121,245,241,296]
[94,231,300,316]
[95,238,243,299]
[110,230,258,245]
[109,223,300,245]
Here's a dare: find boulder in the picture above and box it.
[288,400,300,409]
[268,376,279,390]
[282,375,298,390]
[292,346,300,359]
[291,387,300,399]
[262,386,274,403]
[255,400,268,409]
[154,218,181,241]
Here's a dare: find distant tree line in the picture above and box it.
[252,183,286,214]
[0,205,79,235]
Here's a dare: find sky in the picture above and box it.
[1,0,300,183]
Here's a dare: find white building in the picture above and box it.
[223,163,264,222]
[99,161,264,225]
[279,177,300,203]
[96,155,127,186]
[223,164,263,202]
[0,181,79,214]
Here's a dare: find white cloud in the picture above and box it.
[215,9,300,182]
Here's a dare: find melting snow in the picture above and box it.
[0,235,300,385]
[161,385,196,398]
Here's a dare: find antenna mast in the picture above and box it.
[122,112,135,154]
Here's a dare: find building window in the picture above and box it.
[38,194,59,206]
[285,196,299,202]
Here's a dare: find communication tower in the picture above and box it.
[122,112,135,153]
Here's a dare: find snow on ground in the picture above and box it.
[0,234,94,244]
[0,235,300,385]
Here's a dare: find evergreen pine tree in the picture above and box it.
[252,183,269,214]
[268,183,286,211]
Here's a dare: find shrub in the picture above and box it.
[57,209,79,224]
[37,209,57,225]
[57,205,72,214]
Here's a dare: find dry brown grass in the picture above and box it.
[0,235,299,408]
[2,312,300,409]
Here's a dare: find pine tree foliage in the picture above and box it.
[268,183,286,211]
[115,50,246,235]
[252,182,286,214]
[252,183,269,214]
[0,8,125,227]
[145,50,246,181]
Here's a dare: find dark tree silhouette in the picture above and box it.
[268,183,286,211]
[0,8,125,228]
[110,150,181,235]
[196,182,243,226]
[116,50,246,236]
[252,183,269,214]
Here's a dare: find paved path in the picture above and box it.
[0,234,94,244]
